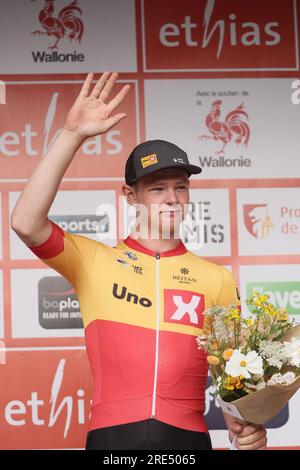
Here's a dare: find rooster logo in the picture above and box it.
[199,100,250,155]
[31,0,84,50]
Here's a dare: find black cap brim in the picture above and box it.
[127,163,202,185]
[177,164,203,175]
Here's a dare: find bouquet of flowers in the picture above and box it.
[197,291,300,424]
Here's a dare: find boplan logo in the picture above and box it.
[243,204,274,239]
[142,0,298,71]
[30,0,85,63]
[38,276,83,330]
[246,282,300,315]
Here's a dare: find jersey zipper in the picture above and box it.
[151,252,160,418]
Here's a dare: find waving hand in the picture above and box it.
[63,71,130,139]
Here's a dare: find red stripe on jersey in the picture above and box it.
[123,236,187,257]
[27,221,65,259]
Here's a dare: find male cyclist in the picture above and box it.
[11,71,267,450]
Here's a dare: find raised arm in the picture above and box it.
[11,71,130,246]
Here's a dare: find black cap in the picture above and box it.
[125,139,202,185]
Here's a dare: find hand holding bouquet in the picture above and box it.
[197,292,300,424]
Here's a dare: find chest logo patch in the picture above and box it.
[164,289,205,327]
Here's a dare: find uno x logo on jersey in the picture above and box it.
[164,289,205,327]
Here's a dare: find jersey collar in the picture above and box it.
[122,236,187,258]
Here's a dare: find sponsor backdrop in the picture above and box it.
[0,0,299,449]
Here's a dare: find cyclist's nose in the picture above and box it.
[164,188,179,205]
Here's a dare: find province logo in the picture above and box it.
[243,204,274,239]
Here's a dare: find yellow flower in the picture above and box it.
[278,308,288,321]
[244,318,254,328]
[260,294,269,303]
[252,292,270,307]
[224,375,244,390]
[225,306,241,321]
[268,305,277,317]
[253,298,262,307]
[235,376,245,389]
[207,355,220,365]
[224,380,234,391]
[261,303,275,316]
[222,348,234,361]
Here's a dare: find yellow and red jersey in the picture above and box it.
[27,220,239,433]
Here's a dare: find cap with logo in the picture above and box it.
[125,139,202,185]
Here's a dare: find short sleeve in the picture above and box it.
[216,267,240,307]
[26,220,99,288]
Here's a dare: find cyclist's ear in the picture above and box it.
[122,184,138,206]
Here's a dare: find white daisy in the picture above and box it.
[225,349,263,379]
